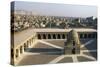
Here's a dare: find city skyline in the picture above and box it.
[12,1,97,17]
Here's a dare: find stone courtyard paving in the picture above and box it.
[17,39,97,66]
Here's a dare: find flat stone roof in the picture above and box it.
[33,28,97,33]
[14,28,35,47]
[13,28,97,46]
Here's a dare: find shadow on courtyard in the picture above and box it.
[25,39,97,59]
[26,48,64,55]
[81,39,97,59]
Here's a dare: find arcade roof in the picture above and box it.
[13,28,97,46]
[33,28,97,33]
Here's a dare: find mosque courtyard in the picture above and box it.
[16,37,97,65]
[11,1,97,66]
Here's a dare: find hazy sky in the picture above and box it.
[13,1,97,17]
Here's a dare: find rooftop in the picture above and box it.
[33,28,97,33]
[13,28,97,46]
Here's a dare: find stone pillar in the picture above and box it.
[28,40,30,48]
[29,39,30,47]
[15,49,19,59]
[11,48,15,65]
[24,43,27,51]
[22,45,24,53]
[46,34,48,39]
[61,34,64,39]
[31,38,32,46]
[60,34,62,39]
[19,46,22,54]
[64,34,66,39]
[28,40,29,48]
[57,34,58,39]
[32,38,33,44]
[82,34,84,38]
[27,41,29,48]
[41,34,43,39]
[51,34,53,39]
[65,34,67,39]
[55,34,57,39]
[30,38,32,47]
[13,49,16,65]
[32,37,34,45]
[18,48,20,57]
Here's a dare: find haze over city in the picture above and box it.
[13,1,97,17]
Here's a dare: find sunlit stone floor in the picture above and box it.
[17,39,97,66]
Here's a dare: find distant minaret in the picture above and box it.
[78,18,81,23]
